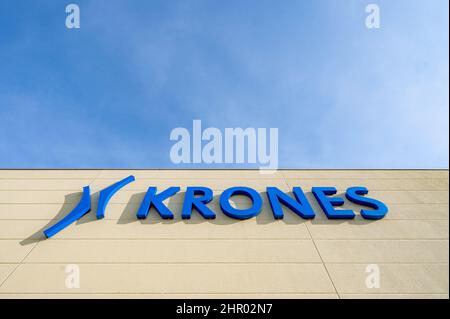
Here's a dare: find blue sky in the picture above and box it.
[0,0,448,168]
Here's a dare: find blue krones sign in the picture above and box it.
[43,175,389,238]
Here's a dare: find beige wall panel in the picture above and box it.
[90,178,289,192]
[0,219,311,240]
[96,170,286,179]
[316,240,449,263]
[281,170,449,179]
[92,178,290,192]
[326,263,449,294]
[0,293,339,299]
[0,264,16,285]
[0,204,76,220]
[25,239,320,263]
[1,216,447,241]
[0,179,94,191]
[0,191,82,204]
[341,294,449,299]
[0,170,100,179]
[0,263,335,294]
[3,176,445,193]
[380,204,448,220]
[285,179,449,191]
[370,191,449,204]
[0,170,447,298]
[0,241,36,263]
[307,220,449,239]
[0,220,51,240]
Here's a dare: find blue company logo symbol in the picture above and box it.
[43,175,389,238]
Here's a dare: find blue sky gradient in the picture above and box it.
[0,0,448,168]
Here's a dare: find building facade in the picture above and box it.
[0,169,448,298]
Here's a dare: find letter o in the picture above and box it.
[219,187,262,219]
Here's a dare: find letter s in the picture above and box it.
[345,187,388,220]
